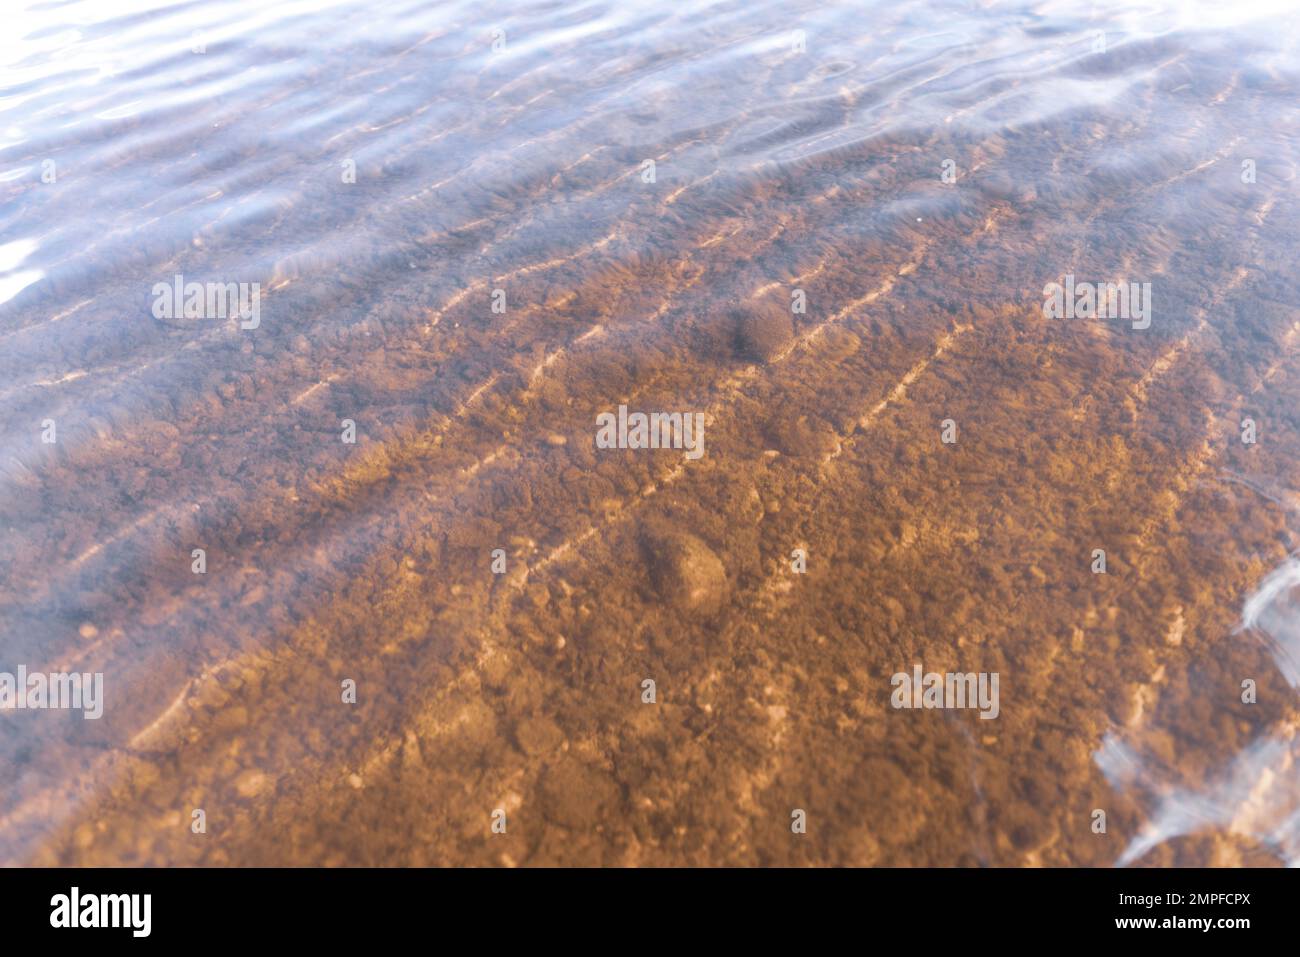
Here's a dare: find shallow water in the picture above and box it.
[2,0,1299,865]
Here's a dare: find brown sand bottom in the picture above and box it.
[17,286,1299,867]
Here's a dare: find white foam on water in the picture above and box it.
[1096,556,1300,866]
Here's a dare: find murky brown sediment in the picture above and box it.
[2,0,1300,866]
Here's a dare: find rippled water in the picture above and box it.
[2,0,1299,866]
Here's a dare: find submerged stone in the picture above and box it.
[643,526,728,616]
[766,415,837,457]
[538,757,619,829]
[735,303,794,363]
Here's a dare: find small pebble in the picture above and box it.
[234,770,270,798]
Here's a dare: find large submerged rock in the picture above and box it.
[734,302,794,363]
[642,526,728,616]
